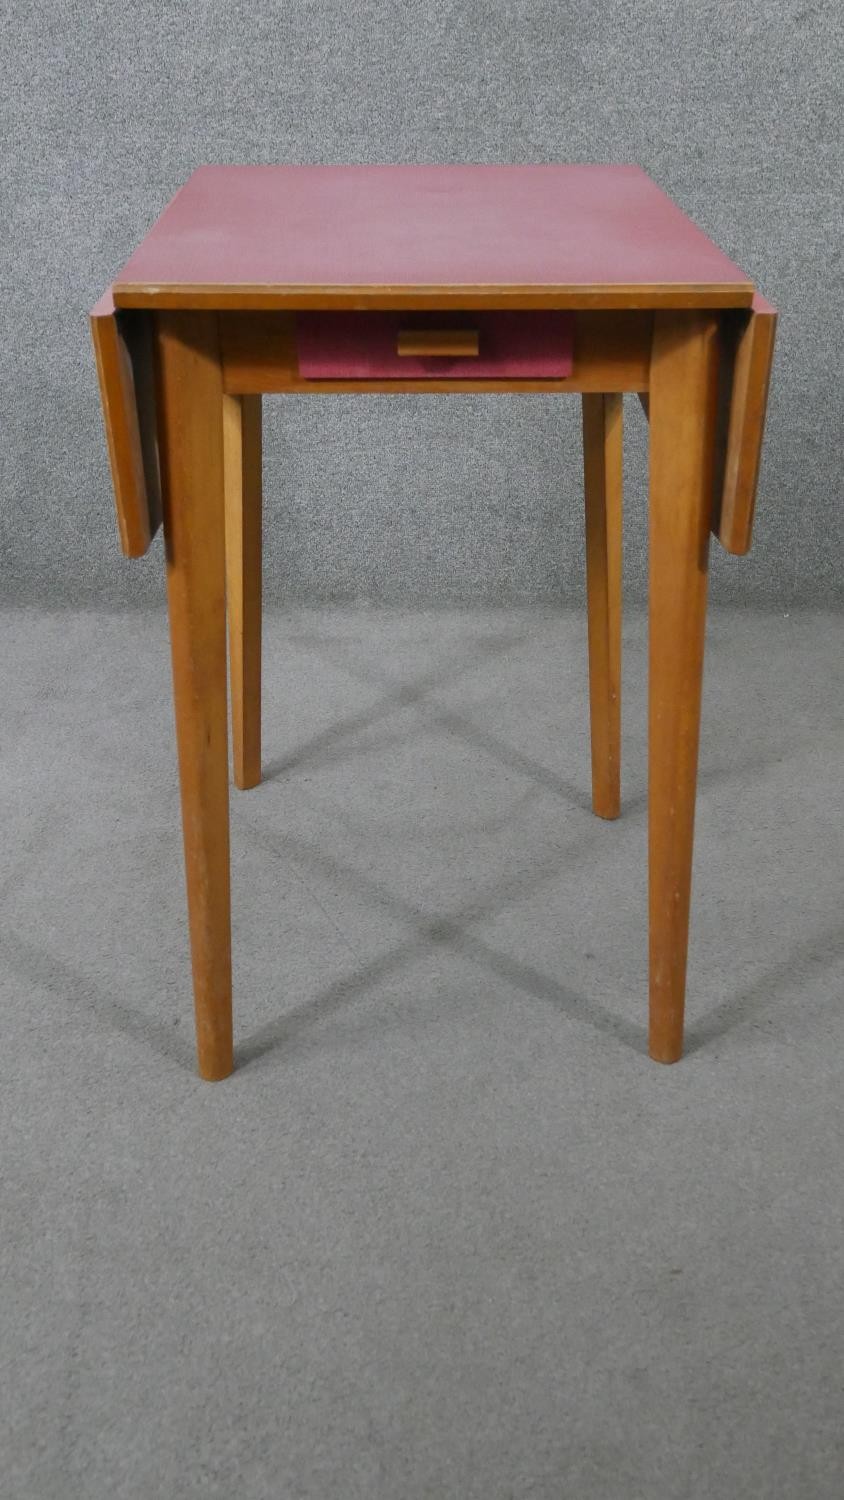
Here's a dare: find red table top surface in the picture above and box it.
[111,165,754,309]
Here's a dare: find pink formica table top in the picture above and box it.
[111,165,754,311]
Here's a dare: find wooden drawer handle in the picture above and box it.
[397,328,479,357]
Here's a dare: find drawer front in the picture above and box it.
[296,311,574,380]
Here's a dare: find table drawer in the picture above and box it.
[295,311,574,380]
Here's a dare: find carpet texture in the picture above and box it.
[1,0,843,607]
[1,605,842,1498]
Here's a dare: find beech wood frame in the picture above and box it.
[91,301,776,1078]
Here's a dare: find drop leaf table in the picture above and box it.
[91,165,776,1079]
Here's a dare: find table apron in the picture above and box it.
[90,305,776,560]
[218,310,653,396]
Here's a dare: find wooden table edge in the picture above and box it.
[111,281,756,312]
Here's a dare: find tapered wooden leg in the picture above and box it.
[648,312,719,1063]
[157,312,233,1082]
[223,394,262,790]
[582,393,623,819]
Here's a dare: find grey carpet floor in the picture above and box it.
[1,605,843,1500]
